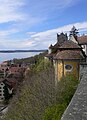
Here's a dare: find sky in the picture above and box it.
[0,0,87,50]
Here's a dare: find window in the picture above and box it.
[1,83,4,85]
[1,98,4,100]
[65,64,73,71]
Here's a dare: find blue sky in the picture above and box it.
[0,0,87,50]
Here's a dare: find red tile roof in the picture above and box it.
[0,78,4,82]
[5,78,16,88]
[59,40,81,49]
[50,42,61,49]
[54,50,84,60]
[77,36,87,44]
[9,67,20,73]
[45,53,56,58]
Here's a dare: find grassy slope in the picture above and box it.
[3,54,79,120]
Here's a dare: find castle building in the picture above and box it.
[54,40,85,82]
[46,33,68,61]
[46,27,86,82]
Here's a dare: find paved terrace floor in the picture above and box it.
[61,67,87,120]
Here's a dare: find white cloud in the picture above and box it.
[0,0,47,29]
[0,29,19,37]
[0,21,87,50]
[26,32,37,36]
[31,21,87,38]
[0,0,25,23]
[27,21,87,49]
[0,0,79,25]
[0,38,35,50]
[28,0,79,14]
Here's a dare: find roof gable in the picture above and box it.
[59,40,81,49]
[77,36,87,44]
[69,35,78,44]
[54,50,84,60]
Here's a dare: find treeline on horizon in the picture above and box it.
[0,50,47,53]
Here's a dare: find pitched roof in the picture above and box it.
[0,78,4,83]
[50,42,61,49]
[59,40,81,49]
[49,44,53,49]
[4,78,16,88]
[54,50,84,60]
[9,67,20,73]
[45,53,56,58]
[77,36,87,44]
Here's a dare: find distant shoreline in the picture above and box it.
[0,50,47,53]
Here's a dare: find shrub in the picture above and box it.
[42,103,67,120]
[42,74,79,120]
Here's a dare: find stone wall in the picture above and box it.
[61,66,87,120]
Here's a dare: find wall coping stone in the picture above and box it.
[61,67,87,120]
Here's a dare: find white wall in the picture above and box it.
[81,45,87,56]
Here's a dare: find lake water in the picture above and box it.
[0,52,41,63]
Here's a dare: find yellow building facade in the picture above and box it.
[55,60,79,81]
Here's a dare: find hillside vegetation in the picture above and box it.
[3,53,79,120]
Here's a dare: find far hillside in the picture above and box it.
[8,51,48,67]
